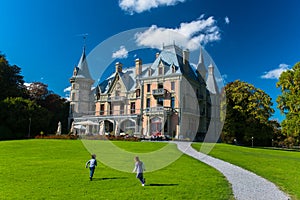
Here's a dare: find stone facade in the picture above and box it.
[69,44,220,140]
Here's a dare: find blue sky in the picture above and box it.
[1,0,299,121]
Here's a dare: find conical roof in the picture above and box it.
[206,64,218,94]
[75,47,92,80]
[197,47,207,79]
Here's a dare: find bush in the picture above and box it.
[35,134,79,140]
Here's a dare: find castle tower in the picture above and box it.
[205,63,221,142]
[69,47,95,123]
[197,47,207,80]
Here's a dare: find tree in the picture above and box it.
[222,80,275,146]
[0,52,70,138]
[27,82,50,103]
[276,62,300,146]
[43,94,70,134]
[0,97,51,139]
[0,53,26,100]
[26,83,69,134]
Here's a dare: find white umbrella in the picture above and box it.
[75,120,98,126]
[74,125,86,130]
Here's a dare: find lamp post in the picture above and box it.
[251,136,254,147]
[28,117,31,138]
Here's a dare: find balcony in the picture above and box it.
[108,96,126,102]
[144,106,173,115]
[152,88,165,97]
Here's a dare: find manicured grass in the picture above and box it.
[0,140,233,199]
[192,143,300,200]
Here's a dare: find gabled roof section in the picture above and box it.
[119,70,135,91]
[75,47,93,80]
[99,65,152,94]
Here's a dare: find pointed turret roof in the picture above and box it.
[206,64,219,94]
[74,47,92,80]
[197,47,207,79]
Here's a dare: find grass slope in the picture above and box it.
[0,140,232,200]
[192,143,300,200]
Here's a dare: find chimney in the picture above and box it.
[135,58,142,76]
[156,52,160,59]
[208,64,214,75]
[115,62,122,73]
[183,49,190,65]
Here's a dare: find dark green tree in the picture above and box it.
[26,82,69,134]
[0,97,51,139]
[222,80,275,146]
[0,53,26,100]
[276,62,300,147]
[43,94,70,134]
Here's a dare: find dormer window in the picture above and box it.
[158,61,164,75]
[148,69,151,76]
[172,65,176,73]
[136,89,140,97]
[159,67,163,75]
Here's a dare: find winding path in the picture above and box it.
[174,142,290,200]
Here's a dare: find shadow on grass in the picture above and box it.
[148,183,179,186]
[92,177,128,181]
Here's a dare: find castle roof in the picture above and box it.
[206,64,219,94]
[98,44,207,93]
[71,47,93,80]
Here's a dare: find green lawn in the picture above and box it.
[0,140,233,200]
[192,143,300,200]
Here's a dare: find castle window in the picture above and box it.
[100,104,105,115]
[136,89,140,97]
[147,84,151,93]
[158,61,164,75]
[171,82,175,91]
[172,65,176,73]
[158,83,163,89]
[158,66,163,75]
[171,97,175,109]
[157,97,163,107]
[146,98,150,108]
[130,102,136,114]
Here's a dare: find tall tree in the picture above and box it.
[27,82,49,103]
[276,62,300,146]
[26,82,69,134]
[0,97,51,139]
[222,80,275,146]
[0,53,26,100]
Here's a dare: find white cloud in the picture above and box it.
[225,16,230,24]
[119,0,186,14]
[63,86,71,92]
[216,74,228,84]
[261,63,290,79]
[135,16,220,50]
[24,82,31,87]
[112,46,128,59]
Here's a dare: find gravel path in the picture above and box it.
[174,142,290,200]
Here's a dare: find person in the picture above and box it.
[86,154,97,181]
[132,156,146,186]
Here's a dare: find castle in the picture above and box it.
[68,44,220,141]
